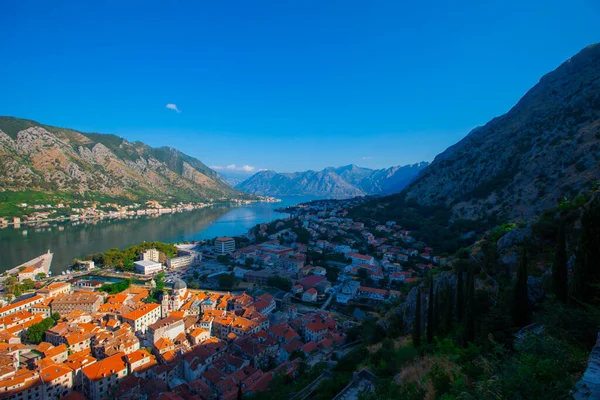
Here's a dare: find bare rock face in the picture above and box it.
[0,117,249,202]
[392,271,457,333]
[404,43,600,220]
[574,332,600,400]
[497,225,532,270]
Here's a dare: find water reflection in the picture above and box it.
[0,196,314,274]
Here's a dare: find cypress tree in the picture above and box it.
[570,198,600,306]
[427,279,435,344]
[413,287,422,347]
[443,284,453,334]
[513,249,531,327]
[456,268,464,322]
[464,269,475,344]
[552,222,568,303]
[237,381,243,400]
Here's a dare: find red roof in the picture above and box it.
[359,286,387,296]
[349,252,373,260]
[299,275,325,287]
[301,341,318,355]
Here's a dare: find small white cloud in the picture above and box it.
[211,164,257,172]
[166,103,181,113]
[362,156,373,160]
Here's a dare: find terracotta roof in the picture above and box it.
[301,341,318,355]
[0,295,44,315]
[359,286,387,296]
[45,344,68,358]
[81,352,127,381]
[40,365,72,383]
[122,303,160,321]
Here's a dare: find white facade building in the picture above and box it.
[134,260,163,275]
[214,237,236,254]
[141,248,160,262]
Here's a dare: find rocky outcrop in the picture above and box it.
[0,117,252,202]
[574,332,600,400]
[497,225,532,270]
[389,271,457,333]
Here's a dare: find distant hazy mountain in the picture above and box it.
[216,170,257,186]
[0,117,254,204]
[236,163,428,198]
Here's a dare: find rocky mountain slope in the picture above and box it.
[403,43,600,219]
[0,117,253,203]
[236,163,428,198]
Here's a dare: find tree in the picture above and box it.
[456,268,464,322]
[25,318,55,344]
[464,269,475,344]
[513,249,531,327]
[552,222,568,303]
[427,279,435,344]
[51,312,61,321]
[237,382,243,400]
[267,276,292,292]
[412,288,422,347]
[357,268,369,282]
[570,198,600,306]
[219,273,236,289]
[36,273,47,280]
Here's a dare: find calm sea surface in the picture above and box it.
[0,196,318,274]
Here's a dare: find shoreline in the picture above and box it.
[1,197,282,228]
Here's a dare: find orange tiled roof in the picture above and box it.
[121,303,160,321]
[45,344,68,358]
[81,352,127,381]
[40,365,72,383]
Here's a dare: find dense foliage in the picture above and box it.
[100,279,132,294]
[80,241,177,271]
[25,317,56,344]
[267,276,292,292]
[349,193,497,254]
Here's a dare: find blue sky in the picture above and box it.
[1,1,599,173]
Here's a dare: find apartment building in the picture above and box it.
[37,282,72,298]
[140,248,160,262]
[121,303,161,334]
[0,295,45,318]
[214,237,236,254]
[147,315,185,345]
[82,352,128,400]
[51,293,103,315]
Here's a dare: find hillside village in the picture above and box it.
[0,197,440,400]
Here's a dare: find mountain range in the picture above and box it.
[0,117,253,205]
[236,163,429,198]
[359,43,600,221]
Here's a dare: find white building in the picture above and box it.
[141,248,160,263]
[166,252,202,269]
[134,260,163,275]
[214,237,236,254]
[348,252,375,266]
[121,303,161,333]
